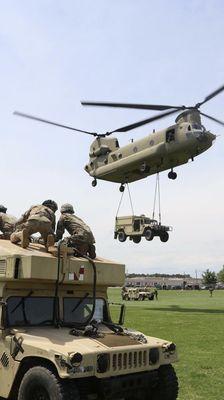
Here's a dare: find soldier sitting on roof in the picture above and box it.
[0,205,17,239]
[10,200,58,249]
[56,203,96,259]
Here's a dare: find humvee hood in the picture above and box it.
[15,327,110,354]
[14,327,162,355]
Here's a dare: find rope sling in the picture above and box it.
[152,173,162,224]
[116,173,161,222]
[116,183,134,217]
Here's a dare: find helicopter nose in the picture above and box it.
[206,131,216,142]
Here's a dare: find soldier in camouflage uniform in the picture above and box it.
[56,203,96,259]
[10,200,58,249]
[0,205,17,239]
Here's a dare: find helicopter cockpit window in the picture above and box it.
[188,125,191,131]
[166,129,175,143]
[192,123,203,130]
[115,140,120,148]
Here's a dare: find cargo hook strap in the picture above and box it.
[116,183,134,217]
[152,173,161,224]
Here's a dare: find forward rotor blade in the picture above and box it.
[81,101,184,111]
[200,111,224,127]
[13,111,98,136]
[197,84,224,108]
[110,108,180,133]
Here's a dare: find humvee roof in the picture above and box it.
[0,240,125,286]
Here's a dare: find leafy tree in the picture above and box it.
[217,266,224,283]
[202,269,217,285]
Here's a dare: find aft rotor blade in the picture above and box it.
[197,84,224,108]
[110,108,180,133]
[13,111,98,136]
[81,101,184,111]
[200,111,224,127]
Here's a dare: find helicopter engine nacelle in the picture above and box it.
[85,137,120,175]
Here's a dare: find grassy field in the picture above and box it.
[108,288,224,400]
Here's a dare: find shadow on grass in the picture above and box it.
[142,305,224,314]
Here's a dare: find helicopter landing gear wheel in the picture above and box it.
[119,184,125,192]
[168,170,177,180]
[92,178,97,187]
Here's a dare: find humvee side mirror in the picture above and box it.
[0,300,7,330]
[108,302,126,326]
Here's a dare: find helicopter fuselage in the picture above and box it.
[85,121,215,184]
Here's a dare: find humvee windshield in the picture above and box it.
[7,296,108,327]
[143,218,151,224]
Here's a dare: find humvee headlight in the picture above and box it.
[70,352,83,366]
[97,353,110,373]
[166,343,176,354]
[149,348,159,365]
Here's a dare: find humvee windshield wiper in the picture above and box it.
[10,290,33,324]
[71,292,89,313]
[101,321,123,334]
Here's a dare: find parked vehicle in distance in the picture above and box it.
[122,287,155,301]
[115,215,172,243]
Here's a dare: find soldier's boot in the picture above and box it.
[21,228,30,248]
[89,244,96,259]
[46,234,55,249]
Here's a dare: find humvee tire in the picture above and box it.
[151,365,178,400]
[148,293,154,300]
[18,366,80,400]
[133,236,141,243]
[160,231,169,242]
[118,231,127,242]
[145,228,153,241]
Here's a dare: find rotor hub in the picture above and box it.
[175,109,201,125]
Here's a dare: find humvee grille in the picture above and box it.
[0,259,6,276]
[112,350,148,371]
[1,352,9,367]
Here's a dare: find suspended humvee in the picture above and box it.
[0,240,178,400]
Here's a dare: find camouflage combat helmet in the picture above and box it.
[0,205,7,213]
[42,199,58,212]
[60,203,74,214]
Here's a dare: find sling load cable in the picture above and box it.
[115,183,135,218]
[127,183,135,216]
[152,173,162,224]
[115,184,126,218]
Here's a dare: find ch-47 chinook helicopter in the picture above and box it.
[14,84,224,192]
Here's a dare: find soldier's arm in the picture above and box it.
[15,208,31,227]
[55,218,65,241]
[52,214,56,232]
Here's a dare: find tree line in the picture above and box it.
[202,266,224,285]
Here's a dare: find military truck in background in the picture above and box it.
[114,215,172,243]
[122,287,155,301]
[0,240,178,400]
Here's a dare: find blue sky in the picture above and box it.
[1,0,224,276]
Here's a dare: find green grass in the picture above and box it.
[108,288,224,400]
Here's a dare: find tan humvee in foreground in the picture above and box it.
[0,240,178,400]
[115,215,172,244]
[122,287,155,301]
